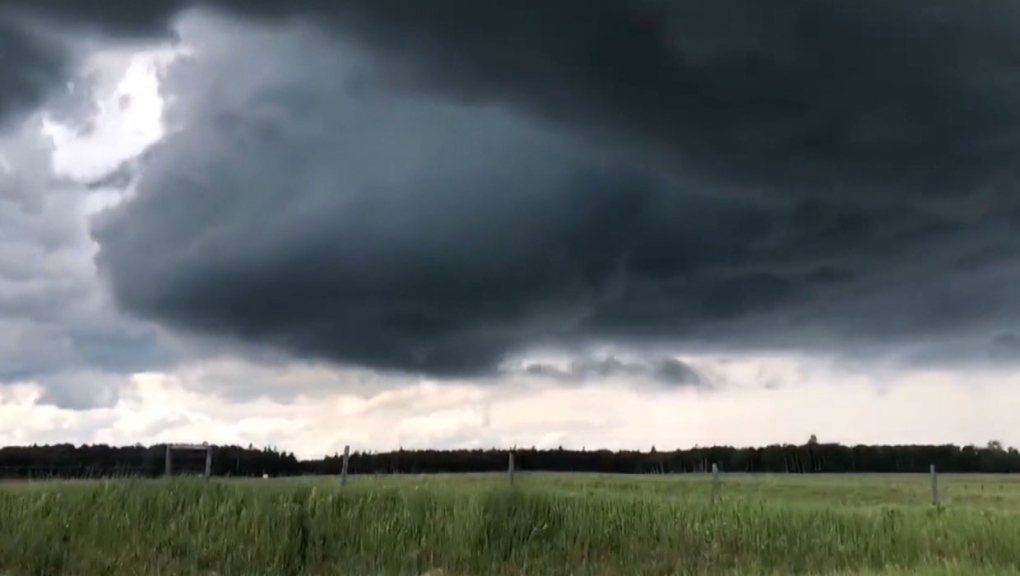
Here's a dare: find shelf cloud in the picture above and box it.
[3,0,1019,379]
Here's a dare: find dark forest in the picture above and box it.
[0,439,1017,479]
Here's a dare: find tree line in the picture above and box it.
[0,438,1017,479]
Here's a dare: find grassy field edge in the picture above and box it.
[0,474,1018,575]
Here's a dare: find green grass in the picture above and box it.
[0,473,1019,575]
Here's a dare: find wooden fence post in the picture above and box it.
[341,445,350,486]
[711,463,720,504]
[204,447,212,479]
[508,451,516,485]
[164,445,171,477]
[930,464,939,506]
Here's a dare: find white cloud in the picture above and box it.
[2,357,1018,458]
[43,46,172,182]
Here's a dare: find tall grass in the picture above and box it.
[0,474,1018,575]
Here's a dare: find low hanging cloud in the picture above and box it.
[2,1,1017,378]
[524,356,706,388]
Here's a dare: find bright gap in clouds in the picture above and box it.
[42,47,174,206]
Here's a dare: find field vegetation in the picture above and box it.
[1,473,1019,575]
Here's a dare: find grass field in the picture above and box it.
[1,472,1019,575]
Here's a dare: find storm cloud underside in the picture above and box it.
[3,1,1019,377]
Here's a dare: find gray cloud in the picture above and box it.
[0,114,178,395]
[34,371,125,410]
[525,356,706,387]
[1,2,1016,379]
[990,333,1020,363]
[654,359,706,387]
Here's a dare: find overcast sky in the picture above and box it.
[1,1,1019,457]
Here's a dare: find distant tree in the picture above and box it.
[1,439,1020,479]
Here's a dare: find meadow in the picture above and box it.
[0,472,1019,575]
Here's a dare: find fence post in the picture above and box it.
[930,464,939,506]
[341,445,350,486]
[711,463,720,504]
[204,447,212,479]
[508,451,516,485]
[164,445,171,477]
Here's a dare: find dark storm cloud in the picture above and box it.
[7,0,1020,197]
[284,0,1020,213]
[0,17,72,130]
[4,1,1013,376]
